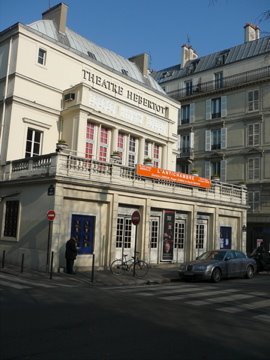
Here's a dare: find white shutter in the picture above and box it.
[190,132,194,150]
[220,160,227,182]
[177,135,181,152]
[206,99,211,120]
[221,128,227,149]
[221,96,227,117]
[205,130,211,151]
[190,103,195,123]
[205,161,211,178]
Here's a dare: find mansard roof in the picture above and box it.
[28,19,164,94]
[153,35,270,83]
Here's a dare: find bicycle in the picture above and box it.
[110,252,149,278]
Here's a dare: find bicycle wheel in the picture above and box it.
[134,260,149,278]
[110,259,124,275]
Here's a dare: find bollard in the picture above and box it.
[20,253,24,273]
[1,250,6,268]
[91,253,95,283]
[49,251,54,279]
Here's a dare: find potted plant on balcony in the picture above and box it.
[143,157,153,166]
[56,139,68,152]
[211,174,220,181]
[110,151,121,159]
[190,168,199,176]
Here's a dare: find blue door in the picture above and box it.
[71,215,95,254]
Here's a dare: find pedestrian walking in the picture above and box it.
[65,237,77,274]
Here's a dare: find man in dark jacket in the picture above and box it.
[65,237,77,274]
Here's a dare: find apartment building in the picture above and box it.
[153,24,270,253]
[0,3,248,271]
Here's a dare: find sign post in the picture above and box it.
[46,210,56,271]
[131,210,140,277]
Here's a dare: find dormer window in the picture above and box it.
[87,51,97,60]
[121,69,129,76]
[215,51,229,66]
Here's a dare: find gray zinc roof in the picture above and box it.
[153,35,270,83]
[28,19,165,94]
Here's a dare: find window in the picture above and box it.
[205,128,227,151]
[211,161,221,178]
[98,127,109,162]
[150,219,159,248]
[25,128,42,158]
[196,224,204,249]
[211,98,221,118]
[153,144,160,168]
[185,80,193,96]
[174,222,185,249]
[248,90,259,112]
[181,105,190,124]
[205,160,226,181]
[211,129,221,150]
[116,217,132,248]
[4,200,19,238]
[248,191,260,212]
[248,123,260,146]
[248,158,260,180]
[38,48,46,65]
[128,136,136,167]
[85,122,95,159]
[214,72,223,89]
[181,134,191,154]
[206,96,227,120]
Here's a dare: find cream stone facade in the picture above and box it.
[0,3,248,272]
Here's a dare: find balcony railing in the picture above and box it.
[0,152,247,205]
[168,65,270,100]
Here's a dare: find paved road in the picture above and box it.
[1,272,269,360]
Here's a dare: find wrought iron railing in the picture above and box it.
[167,65,270,100]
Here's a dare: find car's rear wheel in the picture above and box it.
[245,265,255,279]
[211,268,221,283]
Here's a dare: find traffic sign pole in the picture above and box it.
[46,210,56,271]
[131,211,140,277]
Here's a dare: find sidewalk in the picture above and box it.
[0,263,180,287]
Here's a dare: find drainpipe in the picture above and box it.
[0,37,13,164]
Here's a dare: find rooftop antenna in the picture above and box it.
[48,0,51,8]
[186,34,191,46]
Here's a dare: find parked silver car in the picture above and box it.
[178,250,257,283]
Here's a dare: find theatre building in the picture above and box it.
[0,3,248,271]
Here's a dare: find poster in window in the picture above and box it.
[162,210,175,261]
[71,214,95,254]
[220,226,231,249]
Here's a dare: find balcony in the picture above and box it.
[0,153,247,206]
[168,65,270,100]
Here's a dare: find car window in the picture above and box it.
[234,251,246,259]
[226,251,236,259]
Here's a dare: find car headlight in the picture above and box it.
[193,265,207,271]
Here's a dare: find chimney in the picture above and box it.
[181,44,198,68]
[244,23,260,42]
[42,2,68,34]
[129,53,149,76]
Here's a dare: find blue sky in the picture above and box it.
[0,0,269,70]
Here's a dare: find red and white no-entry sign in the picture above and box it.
[47,210,56,221]
[131,210,140,225]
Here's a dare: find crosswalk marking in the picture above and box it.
[0,279,31,290]
[159,288,239,301]
[0,273,56,288]
[138,285,215,297]
[106,283,270,324]
[189,293,254,306]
